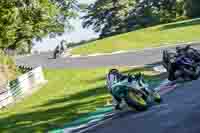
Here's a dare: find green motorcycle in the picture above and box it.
[109,73,162,111]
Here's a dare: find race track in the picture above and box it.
[16,43,200,68]
[83,80,200,133]
[14,42,200,133]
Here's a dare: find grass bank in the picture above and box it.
[72,18,200,55]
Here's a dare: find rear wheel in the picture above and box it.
[125,90,148,111]
[162,51,169,69]
[168,63,176,81]
[53,51,58,59]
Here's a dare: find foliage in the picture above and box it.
[82,0,136,38]
[0,50,14,66]
[184,0,200,18]
[0,50,17,82]
[83,0,180,38]
[0,0,80,53]
[176,0,185,16]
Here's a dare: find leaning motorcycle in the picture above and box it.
[110,73,162,111]
[163,50,200,81]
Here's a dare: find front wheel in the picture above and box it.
[152,91,162,103]
[125,90,148,111]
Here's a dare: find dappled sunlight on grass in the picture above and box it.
[0,67,166,132]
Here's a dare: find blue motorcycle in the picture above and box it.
[176,45,200,63]
[163,50,200,81]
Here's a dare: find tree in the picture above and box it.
[0,0,80,53]
[127,0,159,28]
[82,0,136,38]
[184,0,200,18]
[176,0,185,17]
[129,0,177,25]
[83,0,178,38]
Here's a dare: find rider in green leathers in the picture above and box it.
[107,69,129,110]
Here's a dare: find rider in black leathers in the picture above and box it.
[53,43,65,59]
[167,46,200,81]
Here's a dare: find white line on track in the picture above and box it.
[71,55,81,58]
[87,53,104,57]
[69,41,200,58]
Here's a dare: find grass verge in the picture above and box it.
[0,67,166,132]
[72,18,200,55]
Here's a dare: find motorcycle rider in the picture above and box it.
[53,45,60,59]
[179,45,200,62]
[167,46,200,81]
[176,45,192,56]
[53,43,65,59]
[107,69,129,110]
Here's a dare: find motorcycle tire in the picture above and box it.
[152,91,162,103]
[167,63,176,81]
[125,90,148,111]
[182,67,199,80]
[190,72,199,80]
[53,50,59,59]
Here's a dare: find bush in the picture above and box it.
[0,50,16,70]
[184,0,200,18]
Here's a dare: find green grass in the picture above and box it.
[72,18,200,55]
[0,67,165,132]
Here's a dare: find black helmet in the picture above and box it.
[185,45,191,50]
[109,68,119,74]
[176,46,181,52]
[108,68,121,80]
